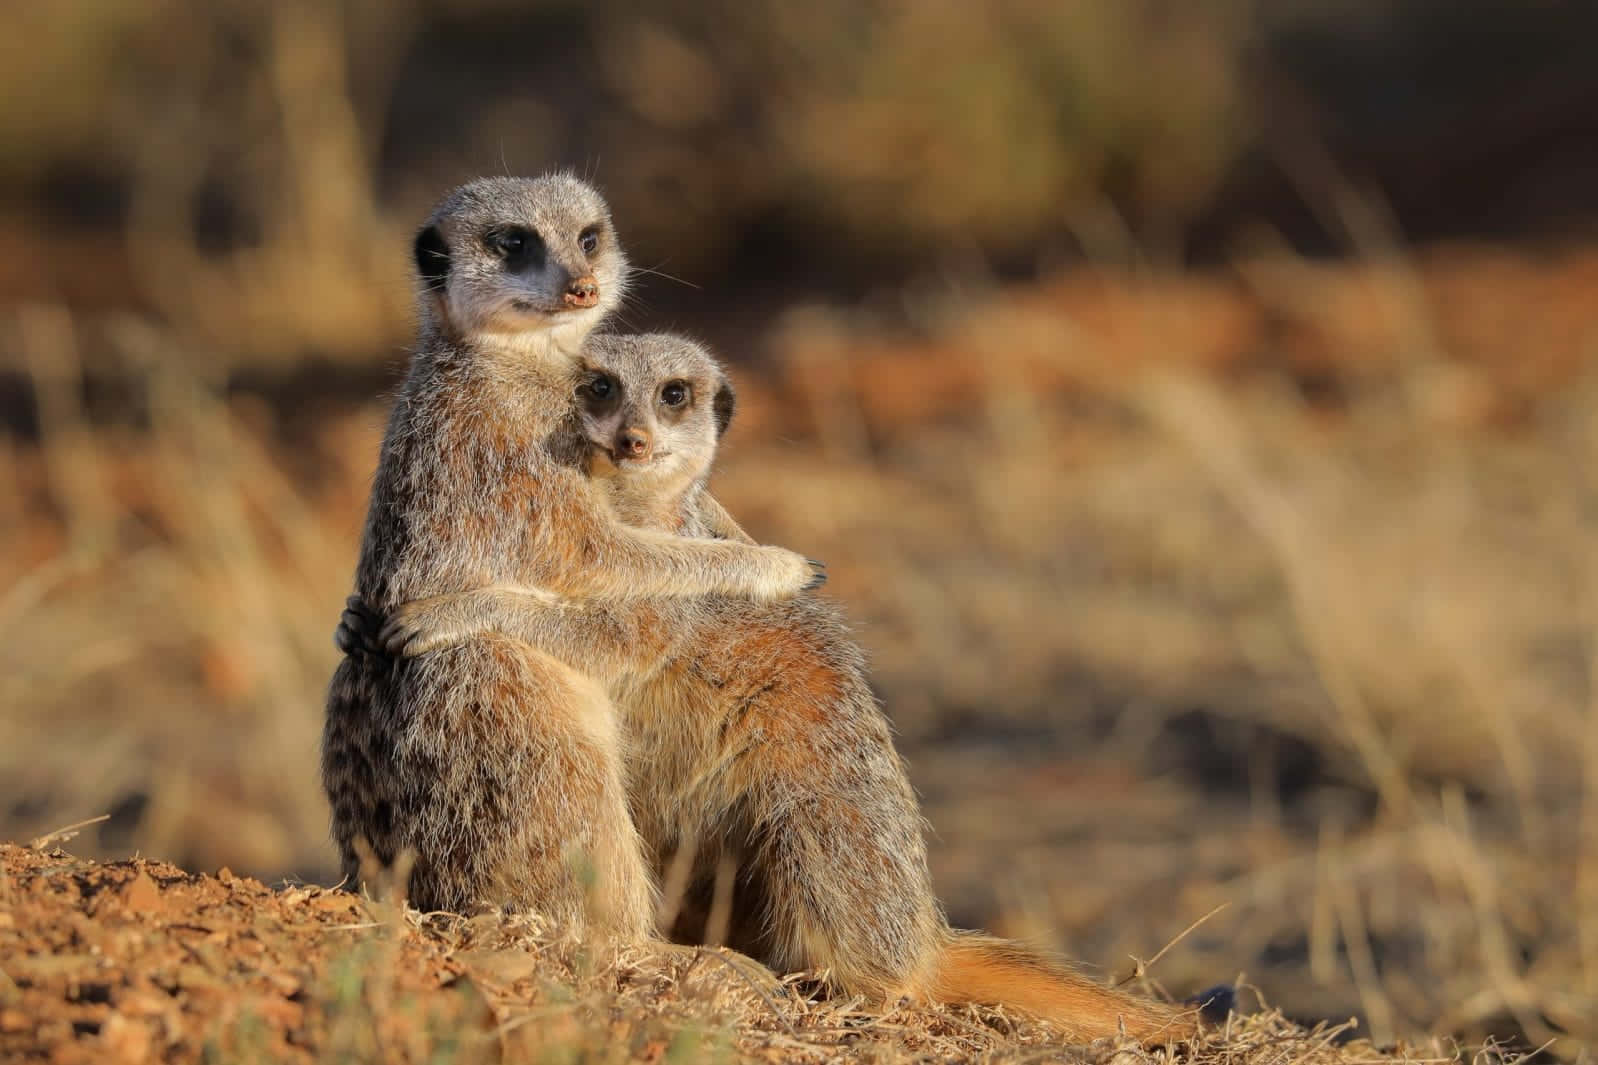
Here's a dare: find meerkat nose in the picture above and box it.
[564,276,600,308]
[616,427,651,459]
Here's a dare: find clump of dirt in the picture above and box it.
[0,842,484,1063]
[0,842,1482,1065]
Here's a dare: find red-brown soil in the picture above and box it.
[1,842,1454,1065]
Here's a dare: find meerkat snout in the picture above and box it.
[615,426,652,460]
[565,275,601,308]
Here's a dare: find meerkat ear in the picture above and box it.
[413,225,450,292]
[712,377,736,439]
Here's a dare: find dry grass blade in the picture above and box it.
[693,948,800,1038]
[28,814,109,851]
[1116,902,1230,987]
[1136,370,1413,814]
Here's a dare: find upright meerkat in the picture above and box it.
[322,176,823,939]
[349,332,1192,1044]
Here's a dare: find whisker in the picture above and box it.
[607,306,646,333]
[614,286,651,309]
[628,263,700,290]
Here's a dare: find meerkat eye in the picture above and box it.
[489,230,525,255]
[579,227,601,256]
[586,374,616,400]
[660,380,690,407]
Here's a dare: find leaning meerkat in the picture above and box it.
[321,176,823,938]
[573,340,747,540]
[352,332,1192,1044]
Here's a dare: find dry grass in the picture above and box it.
[0,0,1256,370]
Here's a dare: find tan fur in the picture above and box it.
[322,177,819,938]
[933,936,1188,1044]
[354,332,1194,1043]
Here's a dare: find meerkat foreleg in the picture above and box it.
[533,503,824,602]
[373,585,560,657]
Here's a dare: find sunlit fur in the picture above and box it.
[370,333,1195,1044]
[321,177,820,940]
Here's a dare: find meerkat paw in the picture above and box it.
[378,597,477,657]
[334,595,384,656]
[758,547,827,600]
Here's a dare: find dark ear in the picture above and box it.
[413,224,450,291]
[712,377,736,439]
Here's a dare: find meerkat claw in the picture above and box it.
[335,604,380,656]
[378,620,413,657]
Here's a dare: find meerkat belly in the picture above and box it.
[616,597,866,830]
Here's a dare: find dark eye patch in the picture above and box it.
[485,226,545,272]
[581,373,619,405]
[579,226,601,255]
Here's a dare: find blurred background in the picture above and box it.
[3,0,1597,1054]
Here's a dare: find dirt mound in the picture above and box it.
[0,842,482,1063]
[0,841,1450,1065]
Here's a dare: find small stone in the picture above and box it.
[48,1043,92,1065]
[98,1014,154,1064]
[311,893,358,915]
[263,969,301,997]
[174,963,223,991]
[117,991,171,1018]
[121,871,161,913]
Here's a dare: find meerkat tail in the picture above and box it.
[925,934,1194,1045]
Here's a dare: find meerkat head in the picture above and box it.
[412,174,628,354]
[576,334,735,506]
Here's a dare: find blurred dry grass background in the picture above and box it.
[2,0,1597,1058]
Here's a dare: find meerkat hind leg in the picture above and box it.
[389,636,655,938]
[626,609,1190,1043]
[628,615,948,998]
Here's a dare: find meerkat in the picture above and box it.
[321,176,824,939]
[571,334,747,539]
[344,332,1193,1044]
